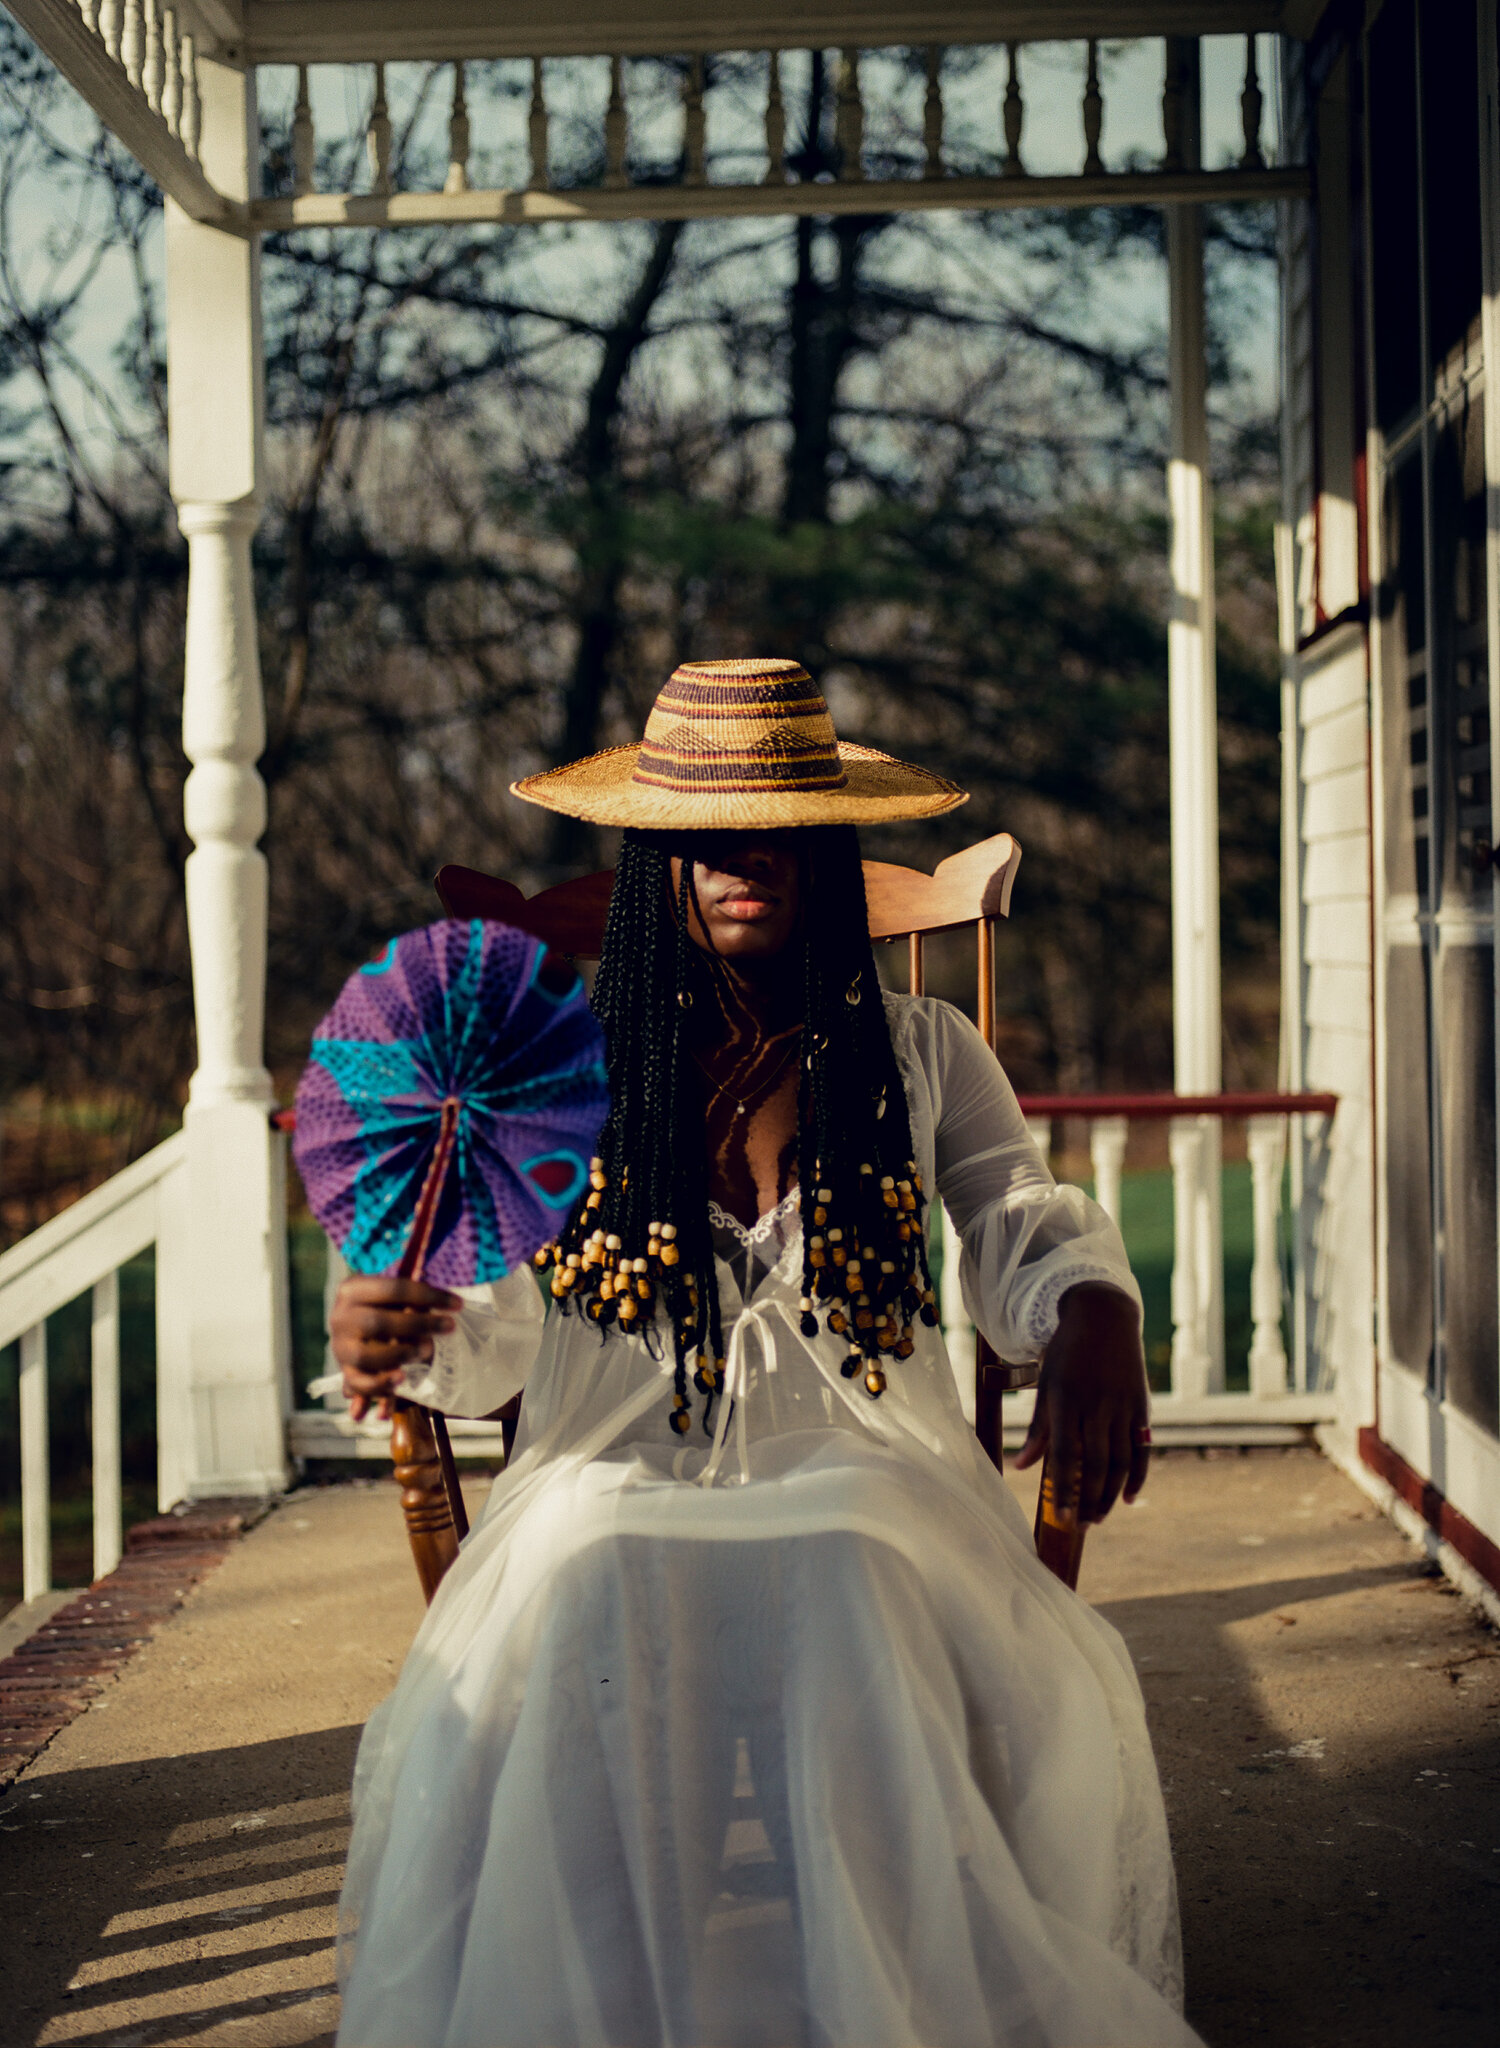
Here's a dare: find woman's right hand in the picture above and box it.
[329,1275,462,1421]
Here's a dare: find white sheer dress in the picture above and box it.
[336,995,1202,2048]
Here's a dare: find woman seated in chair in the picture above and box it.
[330,659,1200,2048]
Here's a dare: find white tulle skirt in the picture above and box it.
[336,1397,1201,2048]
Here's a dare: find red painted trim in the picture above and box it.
[1295,599,1369,654]
[1016,1091,1339,1120]
[1358,1427,1500,1595]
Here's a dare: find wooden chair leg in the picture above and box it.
[973,1344,1007,1470]
[390,1399,460,1604]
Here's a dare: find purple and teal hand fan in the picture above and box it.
[292,919,608,1286]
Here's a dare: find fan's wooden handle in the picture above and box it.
[391,1399,461,1604]
[392,1093,471,1566]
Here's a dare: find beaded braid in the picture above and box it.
[791,831,940,1395]
[533,825,938,1434]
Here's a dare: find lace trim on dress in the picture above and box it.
[706,1186,801,1248]
[1022,1263,1136,1352]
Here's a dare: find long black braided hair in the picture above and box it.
[533,825,939,1433]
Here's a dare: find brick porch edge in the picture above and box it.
[0,1501,271,1790]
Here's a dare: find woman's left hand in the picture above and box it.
[1011,1282,1149,1526]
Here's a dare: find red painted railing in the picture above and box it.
[1014,1091,1339,1120]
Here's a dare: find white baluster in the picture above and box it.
[142,0,163,110]
[92,1271,123,1580]
[445,61,469,194]
[529,56,549,190]
[121,0,143,86]
[836,48,864,180]
[1002,42,1025,176]
[78,1,100,34]
[763,49,786,184]
[323,1238,350,1406]
[162,7,182,136]
[292,64,314,194]
[99,0,121,63]
[1083,39,1103,175]
[1246,1114,1289,1396]
[368,62,391,195]
[1168,1116,1218,1397]
[1025,1116,1053,1170]
[683,55,706,187]
[1239,35,1264,170]
[20,1322,50,1604]
[1089,1115,1129,1227]
[604,55,627,189]
[923,45,944,179]
[180,33,199,157]
[178,501,270,1107]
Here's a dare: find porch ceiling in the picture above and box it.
[221,2,1319,66]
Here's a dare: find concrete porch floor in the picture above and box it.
[1,1447,1497,2048]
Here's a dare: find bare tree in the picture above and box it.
[0,24,1283,1234]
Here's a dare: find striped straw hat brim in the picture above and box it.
[512,658,967,828]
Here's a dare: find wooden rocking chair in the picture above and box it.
[391,832,1084,1601]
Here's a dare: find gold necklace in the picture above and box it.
[691,1031,799,1118]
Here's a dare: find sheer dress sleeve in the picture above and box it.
[912,999,1142,1362]
[402,1264,546,1417]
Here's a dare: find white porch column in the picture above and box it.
[1166,41,1225,1393]
[164,53,290,1500]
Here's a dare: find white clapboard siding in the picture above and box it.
[1303,1025,1373,1100]
[1304,900,1371,965]
[1301,763,1369,839]
[1301,656,1367,724]
[1299,700,1368,780]
[1301,831,1368,904]
[1294,626,1374,1428]
[1305,961,1371,1031]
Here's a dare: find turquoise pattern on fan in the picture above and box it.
[291,919,610,1286]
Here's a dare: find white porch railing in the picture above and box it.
[287,1089,1341,1463]
[0,1131,186,1602]
[4,0,228,222]
[939,1090,1341,1444]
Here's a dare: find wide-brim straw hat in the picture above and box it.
[511,658,968,829]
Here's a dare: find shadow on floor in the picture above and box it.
[1098,1566,1500,2048]
[2,1724,361,2048]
